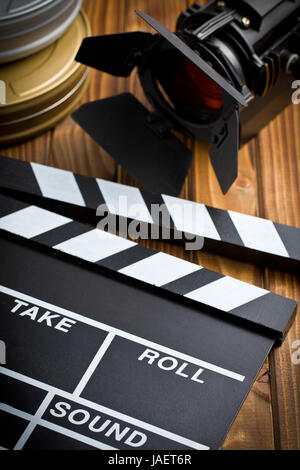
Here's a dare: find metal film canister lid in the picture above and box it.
[0,10,90,146]
[0,0,82,64]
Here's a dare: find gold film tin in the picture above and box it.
[0,10,90,146]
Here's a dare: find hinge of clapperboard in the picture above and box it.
[0,156,297,345]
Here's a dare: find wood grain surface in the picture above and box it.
[0,0,299,450]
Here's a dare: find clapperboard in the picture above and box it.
[0,158,297,450]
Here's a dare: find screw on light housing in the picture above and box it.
[241,17,251,28]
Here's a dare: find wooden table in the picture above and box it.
[2,0,299,450]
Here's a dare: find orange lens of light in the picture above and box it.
[170,55,224,111]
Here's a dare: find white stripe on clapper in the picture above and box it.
[31,162,86,207]
[119,252,202,287]
[228,210,289,258]
[0,206,71,239]
[185,276,268,312]
[97,179,154,224]
[162,194,221,241]
[54,229,136,263]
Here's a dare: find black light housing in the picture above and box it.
[73,0,300,196]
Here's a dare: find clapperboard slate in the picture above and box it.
[0,189,297,450]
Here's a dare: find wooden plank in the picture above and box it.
[0,132,51,165]
[119,0,274,450]
[257,103,300,450]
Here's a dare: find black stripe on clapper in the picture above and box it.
[0,194,29,218]
[206,206,244,245]
[230,292,297,339]
[31,222,92,246]
[74,174,106,209]
[162,269,225,295]
[97,245,157,271]
[141,191,175,231]
[273,222,300,261]
[0,155,42,197]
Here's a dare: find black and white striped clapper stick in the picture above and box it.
[0,155,299,274]
[0,193,296,342]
